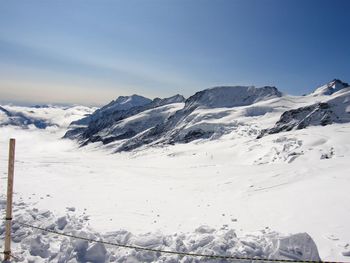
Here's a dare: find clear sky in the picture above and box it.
[0,0,349,106]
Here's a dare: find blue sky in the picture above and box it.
[0,0,349,105]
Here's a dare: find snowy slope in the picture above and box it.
[72,85,282,152]
[311,79,349,96]
[0,79,350,261]
[0,121,350,261]
[64,94,185,145]
[259,88,350,138]
[183,85,282,109]
[112,82,350,152]
[100,94,152,112]
[0,196,321,262]
[67,95,152,129]
[95,102,185,146]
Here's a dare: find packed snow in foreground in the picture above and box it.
[0,80,350,262]
[0,196,321,262]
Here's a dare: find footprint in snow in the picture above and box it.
[342,244,350,257]
[66,207,76,212]
[326,234,339,241]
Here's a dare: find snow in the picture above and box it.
[258,88,350,138]
[0,104,95,129]
[57,216,68,230]
[185,86,282,109]
[0,123,349,261]
[76,85,350,152]
[84,243,107,263]
[64,94,185,147]
[311,79,349,96]
[0,196,321,262]
[101,95,152,112]
[104,103,184,141]
[0,82,350,261]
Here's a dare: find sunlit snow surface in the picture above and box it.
[0,99,349,261]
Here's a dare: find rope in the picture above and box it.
[16,221,345,263]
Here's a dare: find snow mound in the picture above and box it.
[271,233,320,261]
[0,199,321,263]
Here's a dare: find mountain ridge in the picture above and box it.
[64,85,283,151]
[3,79,349,153]
[311,79,349,96]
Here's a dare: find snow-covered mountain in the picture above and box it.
[3,79,350,153]
[116,86,283,151]
[184,85,282,109]
[1,79,350,261]
[101,94,152,112]
[63,81,350,152]
[258,87,350,138]
[311,79,349,96]
[69,94,152,128]
[64,94,185,145]
[0,105,52,129]
[0,104,95,130]
[65,86,282,151]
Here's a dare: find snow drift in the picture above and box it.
[0,198,321,263]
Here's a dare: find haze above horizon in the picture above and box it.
[0,0,349,106]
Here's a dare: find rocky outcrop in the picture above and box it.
[258,90,350,138]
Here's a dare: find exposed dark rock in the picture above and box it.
[182,129,214,143]
[258,102,343,138]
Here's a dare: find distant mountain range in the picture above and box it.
[62,79,350,152]
[0,105,52,129]
[0,105,94,129]
[1,79,349,152]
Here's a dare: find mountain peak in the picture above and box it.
[311,79,349,96]
[101,94,152,112]
[185,85,282,109]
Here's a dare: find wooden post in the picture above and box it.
[4,139,15,261]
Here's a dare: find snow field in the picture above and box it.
[0,122,349,261]
[1,86,350,262]
[0,197,321,263]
